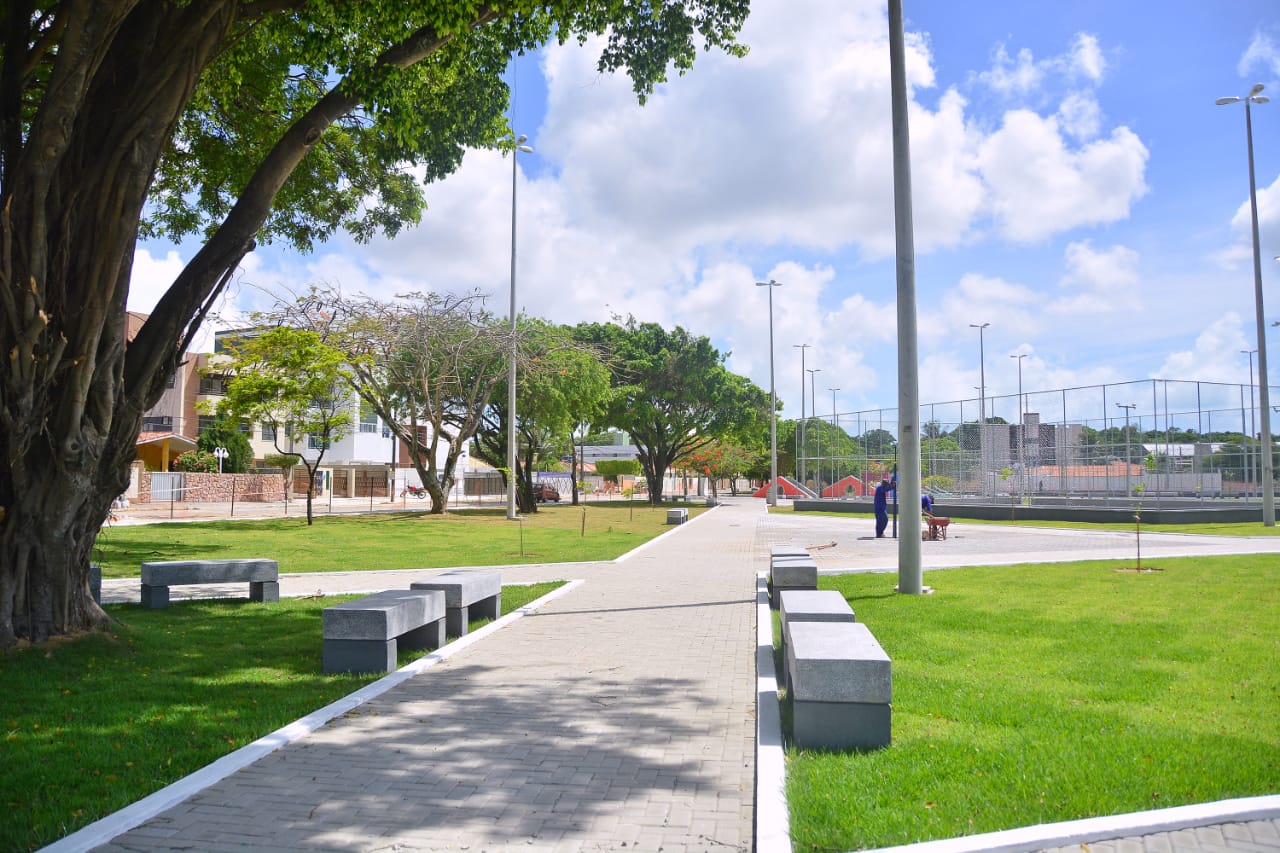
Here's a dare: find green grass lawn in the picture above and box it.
[0,582,562,852]
[93,501,701,578]
[784,554,1280,851]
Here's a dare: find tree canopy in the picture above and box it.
[0,1,750,646]
[211,326,354,524]
[473,319,610,513]
[577,319,769,503]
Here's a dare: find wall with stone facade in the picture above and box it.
[135,471,286,503]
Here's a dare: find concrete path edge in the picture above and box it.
[859,795,1280,853]
[756,573,792,853]
[39,579,585,853]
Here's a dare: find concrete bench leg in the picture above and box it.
[400,618,446,652]
[250,581,280,603]
[140,584,170,609]
[476,592,501,622]
[323,638,397,675]
[444,606,468,638]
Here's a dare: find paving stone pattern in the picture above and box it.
[94,501,762,853]
[1039,818,1280,852]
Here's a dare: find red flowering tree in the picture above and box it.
[678,440,760,498]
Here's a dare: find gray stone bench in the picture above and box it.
[140,559,279,609]
[409,571,502,637]
[769,555,818,608]
[779,589,857,693]
[787,621,891,750]
[667,507,689,525]
[322,589,446,674]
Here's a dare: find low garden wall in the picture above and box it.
[136,471,286,503]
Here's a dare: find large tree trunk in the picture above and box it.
[0,0,451,645]
[0,4,242,646]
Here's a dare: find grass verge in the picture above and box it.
[784,554,1280,852]
[93,501,702,578]
[0,582,562,852]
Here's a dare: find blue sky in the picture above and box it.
[132,0,1280,431]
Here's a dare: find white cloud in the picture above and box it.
[933,272,1041,341]
[1049,240,1140,315]
[1214,172,1280,270]
[974,32,1106,99]
[1065,33,1106,82]
[127,248,185,315]
[1155,313,1252,383]
[1056,92,1102,140]
[977,111,1149,242]
[1238,31,1280,78]
[976,45,1043,96]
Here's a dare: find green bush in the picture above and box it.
[174,450,219,473]
[197,415,254,472]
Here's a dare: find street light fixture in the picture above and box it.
[1217,84,1274,525]
[1117,403,1136,498]
[970,323,989,495]
[806,368,821,491]
[793,344,810,483]
[506,133,533,521]
[756,280,783,505]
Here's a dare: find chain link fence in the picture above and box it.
[794,379,1273,506]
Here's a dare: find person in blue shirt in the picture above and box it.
[921,493,934,515]
[873,477,894,537]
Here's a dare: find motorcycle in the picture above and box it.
[401,484,428,499]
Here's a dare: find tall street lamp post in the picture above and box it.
[1243,349,1257,498]
[1011,353,1026,499]
[1217,84,1274,525]
[757,280,783,505]
[806,368,821,491]
[1117,403,1136,498]
[888,0,923,593]
[970,323,989,495]
[506,134,533,521]
[793,344,810,483]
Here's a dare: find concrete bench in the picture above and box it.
[769,555,818,608]
[322,589,447,674]
[140,558,279,609]
[667,507,689,525]
[787,621,891,751]
[779,589,857,693]
[409,571,502,637]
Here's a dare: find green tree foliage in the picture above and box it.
[211,328,353,524]
[577,319,770,504]
[174,451,220,474]
[196,415,254,473]
[474,320,611,513]
[285,289,513,514]
[0,0,750,645]
[595,459,642,480]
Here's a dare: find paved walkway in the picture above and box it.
[64,500,1279,852]
[90,500,763,853]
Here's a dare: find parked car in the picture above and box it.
[533,482,561,503]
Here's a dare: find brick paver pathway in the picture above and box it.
[93,500,763,852]
[1039,818,1280,852]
